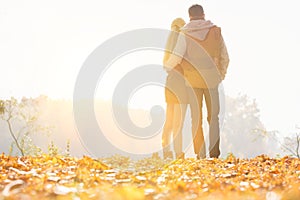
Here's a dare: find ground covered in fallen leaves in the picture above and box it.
[0,153,300,200]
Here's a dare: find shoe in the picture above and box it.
[196,154,206,159]
[163,151,173,160]
[152,152,160,159]
[209,150,220,158]
[209,154,219,159]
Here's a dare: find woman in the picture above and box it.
[162,18,188,159]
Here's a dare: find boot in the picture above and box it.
[163,150,173,160]
[196,152,206,159]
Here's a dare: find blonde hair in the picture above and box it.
[171,18,185,31]
[163,18,186,65]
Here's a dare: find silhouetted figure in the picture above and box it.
[162,18,188,159]
[166,4,230,158]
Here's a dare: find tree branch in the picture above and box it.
[6,119,24,156]
[296,133,300,158]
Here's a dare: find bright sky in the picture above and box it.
[1,0,300,135]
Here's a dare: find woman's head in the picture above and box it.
[171,18,185,31]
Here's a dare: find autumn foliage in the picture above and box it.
[0,153,299,200]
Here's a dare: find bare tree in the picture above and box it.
[0,97,50,156]
[282,131,300,158]
[0,98,24,155]
[255,129,300,158]
[220,94,279,157]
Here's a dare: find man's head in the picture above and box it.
[188,4,205,20]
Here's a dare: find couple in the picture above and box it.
[162,4,230,159]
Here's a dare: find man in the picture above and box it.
[166,4,229,158]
